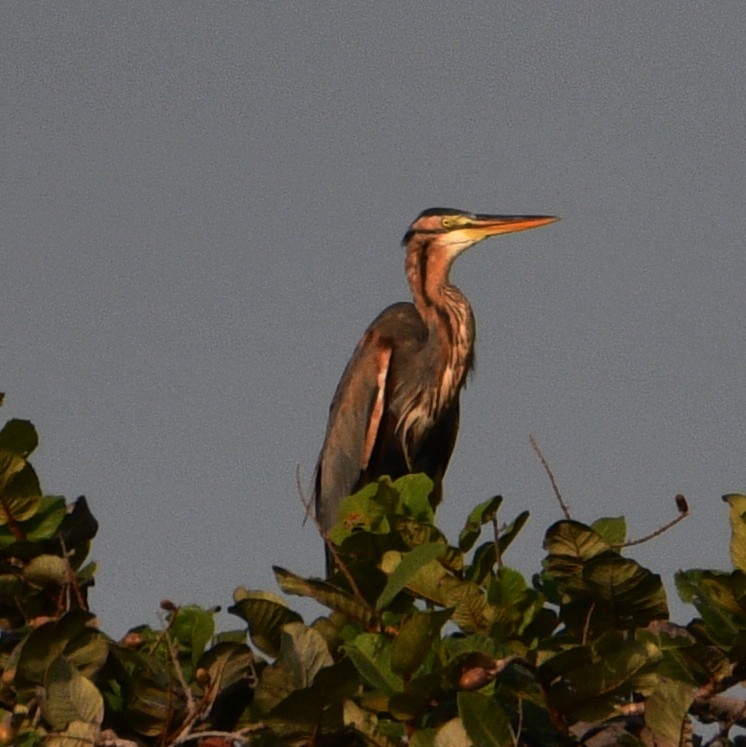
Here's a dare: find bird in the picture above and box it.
[314,208,558,565]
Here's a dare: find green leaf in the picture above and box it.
[392,473,435,522]
[43,655,104,730]
[675,569,746,647]
[24,496,68,541]
[254,621,333,714]
[543,520,667,636]
[196,640,255,697]
[229,588,303,657]
[390,608,452,677]
[0,453,41,524]
[644,677,693,747]
[105,644,180,735]
[458,691,513,746]
[543,519,611,561]
[0,419,38,458]
[344,632,403,695]
[23,554,69,588]
[582,554,668,627]
[330,481,389,544]
[267,657,360,728]
[591,516,627,546]
[58,496,99,547]
[446,580,496,634]
[272,566,375,627]
[496,510,529,557]
[723,494,746,572]
[377,542,446,609]
[168,604,216,669]
[45,721,100,747]
[15,611,108,688]
[459,495,503,552]
[279,621,333,687]
[541,630,661,720]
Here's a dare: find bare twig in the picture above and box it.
[164,625,195,713]
[529,435,570,519]
[615,494,689,549]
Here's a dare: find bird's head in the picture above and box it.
[403,208,558,259]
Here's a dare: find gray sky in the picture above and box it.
[3,4,745,636]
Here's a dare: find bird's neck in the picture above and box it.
[406,240,476,391]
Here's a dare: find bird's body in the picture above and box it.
[314,208,557,556]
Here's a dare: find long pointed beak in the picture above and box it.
[468,214,559,238]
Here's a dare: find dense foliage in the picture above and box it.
[1,409,745,746]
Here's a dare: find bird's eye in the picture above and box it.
[441,216,456,229]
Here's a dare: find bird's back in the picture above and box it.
[314,300,464,535]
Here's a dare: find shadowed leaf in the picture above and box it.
[254,621,334,714]
[15,611,108,689]
[458,691,512,746]
[459,495,503,552]
[391,608,452,677]
[675,569,746,647]
[230,588,303,658]
[0,419,38,458]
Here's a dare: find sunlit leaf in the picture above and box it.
[43,655,104,730]
[272,566,375,626]
[392,473,435,522]
[433,717,472,747]
[0,453,41,525]
[24,496,67,541]
[330,482,389,544]
[446,581,495,634]
[169,604,216,669]
[45,720,100,747]
[591,516,627,546]
[543,520,610,561]
[645,677,693,747]
[23,554,69,588]
[723,494,746,572]
[377,542,445,609]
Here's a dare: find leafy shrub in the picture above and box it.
[0,412,745,746]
